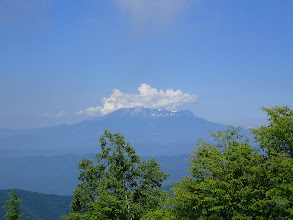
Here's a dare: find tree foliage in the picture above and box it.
[251,105,293,158]
[2,189,24,220]
[162,126,293,219]
[63,129,168,220]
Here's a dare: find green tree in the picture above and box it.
[251,105,293,158]
[2,189,24,220]
[166,126,293,219]
[63,129,168,220]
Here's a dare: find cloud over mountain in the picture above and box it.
[76,83,197,117]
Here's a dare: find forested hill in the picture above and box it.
[0,189,72,220]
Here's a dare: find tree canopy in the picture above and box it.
[167,126,293,219]
[251,105,293,158]
[63,129,168,220]
[145,120,293,219]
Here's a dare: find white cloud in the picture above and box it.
[116,0,190,31]
[77,83,197,117]
[43,111,67,118]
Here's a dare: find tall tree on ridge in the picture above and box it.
[2,189,24,220]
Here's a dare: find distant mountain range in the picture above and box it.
[0,153,190,195]
[0,107,254,195]
[0,107,251,157]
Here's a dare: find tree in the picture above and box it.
[251,105,293,158]
[166,126,293,219]
[63,129,168,220]
[2,189,24,220]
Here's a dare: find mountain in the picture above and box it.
[0,107,249,157]
[101,106,197,120]
[0,189,72,220]
[0,153,190,195]
[0,108,253,195]
[0,154,82,195]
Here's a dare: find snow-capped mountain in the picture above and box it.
[100,106,197,120]
[0,107,251,157]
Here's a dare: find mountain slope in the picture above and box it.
[0,189,72,220]
[0,107,247,157]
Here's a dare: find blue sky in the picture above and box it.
[0,0,292,129]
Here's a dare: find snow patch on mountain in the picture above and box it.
[116,106,198,119]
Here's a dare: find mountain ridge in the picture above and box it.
[99,106,198,120]
[0,107,248,157]
[0,189,72,219]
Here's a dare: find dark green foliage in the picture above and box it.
[64,129,168,220]
[0,189,72,220]
[2,189,23,220]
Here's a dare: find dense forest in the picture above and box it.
[2,105,293,219]
[0,189,72,219]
